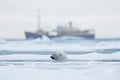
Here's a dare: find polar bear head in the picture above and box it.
[50,51,67,61]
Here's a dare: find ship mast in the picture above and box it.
[69,21,73,29]
[37,10,41,30]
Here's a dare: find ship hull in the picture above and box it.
[25,32,95,39]
[25,32,42,39]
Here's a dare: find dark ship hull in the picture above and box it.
[25,32,42,39]
[25,31,95,39]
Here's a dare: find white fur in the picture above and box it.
[50,51,67,61]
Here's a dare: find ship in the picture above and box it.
[25,11,95,39]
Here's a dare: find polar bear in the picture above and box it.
[50,51,67,61]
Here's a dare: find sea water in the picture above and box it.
[0,38,120,80]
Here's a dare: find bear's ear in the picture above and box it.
[59,54,62,56]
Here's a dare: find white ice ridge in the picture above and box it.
[0,52,120,61]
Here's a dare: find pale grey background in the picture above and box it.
[0,0,120,39]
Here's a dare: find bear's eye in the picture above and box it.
[59,54,62,56]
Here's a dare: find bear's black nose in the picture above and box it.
[50,56,55,60]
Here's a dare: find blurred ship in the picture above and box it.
[25,11,95,39]
[25,21,95,39]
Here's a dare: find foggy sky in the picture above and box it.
[0,0,120,39]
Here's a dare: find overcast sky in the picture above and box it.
[0,0,120,39]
